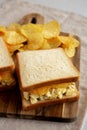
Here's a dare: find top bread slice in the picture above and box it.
[0,37,15,71]
[16,48,80,91]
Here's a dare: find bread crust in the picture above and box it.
[16,48,80,91]
[0,37,15,72]
[21,76,79,91]
[16,54,23,91]
[0,64,15,72]
[0,81,16,91]
[21,90,80,111]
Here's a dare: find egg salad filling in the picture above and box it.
[23,82,78,104]
[0,71,16,86]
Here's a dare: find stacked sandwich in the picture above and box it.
[0,38,16,90]
[0,20,80,111]
[16,48,80,110]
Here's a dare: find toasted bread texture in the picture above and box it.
[16,48,80,91]
[22,94,80,111]
[21,86,80,110]
[0,37,15,71]
[0,38,16,90]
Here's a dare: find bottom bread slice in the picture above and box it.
[21,82,80,110]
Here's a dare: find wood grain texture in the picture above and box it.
[19,13,44,25]
[0,13,80,122]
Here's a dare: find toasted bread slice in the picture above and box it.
[22,93,79,110]
[0,38,15,71]
[21,82,80,110]
[0,38,16,90]
[16,48,80,91]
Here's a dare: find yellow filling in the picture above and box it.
[0,71,15,86]
[23,82,78,104]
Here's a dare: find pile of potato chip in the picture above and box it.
[0,21,79,57]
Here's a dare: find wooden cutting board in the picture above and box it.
[0,13,80,122]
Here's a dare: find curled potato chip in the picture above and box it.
[64,44,75,57]
[42,21,60,39]
[58,35,79,47]
[27,33,44,50]
[66,35,79,47]
[66,36,79,57]
[58,35,80,57]
[70,35,80,47]
[3,31,27,45]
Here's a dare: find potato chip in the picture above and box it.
[58,35,79,47]
[6,43,24,56]
[47,36,61,48]
[64,44,75,57]
[0,26,6,36]
[27,33,44,50]
[3,31,27,45]
[0,20,79,58]
[41,39,51,49]
[6,43,24,52]
[58,35,80,57]
[58,36,69,45]
[42,21,60,39]
[20,23,43,38]
[65,35,79,48]
[7,23,21,32]
[69,35,80,47]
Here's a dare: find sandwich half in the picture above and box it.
[0,37,16,90]
[16,48,80,110]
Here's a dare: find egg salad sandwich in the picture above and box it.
[16,48,80,110]
[0,37,16,90]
